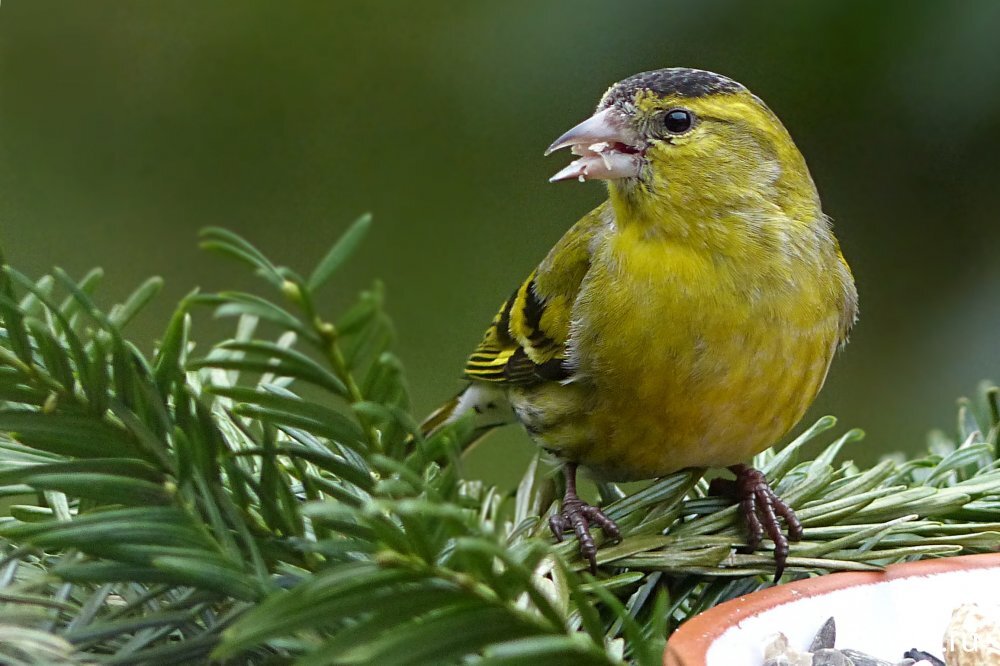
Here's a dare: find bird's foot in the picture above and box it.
[549,493,621,574]
[725,464,803,582]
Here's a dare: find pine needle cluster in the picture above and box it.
[0,218,996,665]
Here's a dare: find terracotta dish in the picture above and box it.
[665,553,1000,665]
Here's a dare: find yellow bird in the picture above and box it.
[425,68,857,577]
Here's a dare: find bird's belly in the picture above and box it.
[589,324,832,478]
[521,261,841,480]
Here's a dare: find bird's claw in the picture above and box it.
[550,497,621,574]
[730,464,802,582]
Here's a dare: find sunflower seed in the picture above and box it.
[809,617,838,651]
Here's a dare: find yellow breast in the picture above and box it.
[526,218,850,480]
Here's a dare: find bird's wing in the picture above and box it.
[464,203,609,385]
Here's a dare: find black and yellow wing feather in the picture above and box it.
[463,203,610,385]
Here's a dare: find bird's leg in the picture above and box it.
[728,464,803,582]
[548,463,621,573]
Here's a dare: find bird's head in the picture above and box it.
[546,68,820,222]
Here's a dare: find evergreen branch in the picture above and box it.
[0,220,995,664]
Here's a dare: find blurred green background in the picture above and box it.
[1,1,999,484]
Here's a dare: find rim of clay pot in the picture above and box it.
[663,552,1000,666]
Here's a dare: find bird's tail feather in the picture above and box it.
[419,393,463,438]
[418,384,515,454]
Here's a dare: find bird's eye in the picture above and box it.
[662,109,694,134]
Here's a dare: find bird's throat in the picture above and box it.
[606,177,825,266]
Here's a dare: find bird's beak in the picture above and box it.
[545,108,644,183]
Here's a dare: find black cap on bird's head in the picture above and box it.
[545,67,749,183]
[599,69,744,109]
